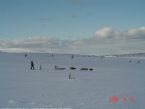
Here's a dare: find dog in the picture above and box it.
[55,65,66,70]
[80,68,88,71]
[89,68,94,71]
[70,67,76,70]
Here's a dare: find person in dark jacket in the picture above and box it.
[25,54,27,57]
[71,55,74,59]
[31,61,34,70]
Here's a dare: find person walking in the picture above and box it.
[31,60,35,70]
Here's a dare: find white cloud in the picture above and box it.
[0,26,145,55]
[95,27,114,38]
[126,27,145,39]
[94,26,145,39]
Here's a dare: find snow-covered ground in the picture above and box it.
[0,53,145,109]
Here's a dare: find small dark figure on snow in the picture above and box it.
[70,67,76,70]
[31,61,35,70]
[68,72,75,79]
[39,65,42,70]
[71,55,74,59]
[52,54,54,58]
[69,73,72,79]
[25,54,27,57]
[89,68,94,71]
[137,60,140,64]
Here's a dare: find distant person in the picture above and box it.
[31,61,35,70]
[39,65,42,70]
[25,54,27,57]
[52,54,54,58]
[55,65,57,70]
[71,55,74,59]
[69,73,72,79]
[137,60,140,64]
[49,54,51,58]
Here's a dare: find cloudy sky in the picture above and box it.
[0,0,145,55]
